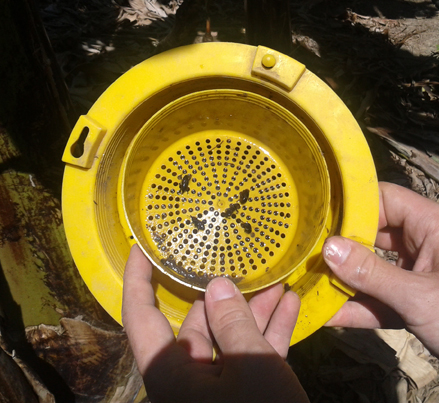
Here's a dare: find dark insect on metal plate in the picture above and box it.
[191,216,205,230]
[224,203,240,218]
[179,174,192,193]
[241,222,252,234]
[239,189,250,204]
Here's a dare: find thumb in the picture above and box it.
[205,278,273,355]
[322,236,427,322]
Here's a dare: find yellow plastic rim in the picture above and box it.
[62,43,378,345]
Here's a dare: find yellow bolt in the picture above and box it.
[262,54,276,69]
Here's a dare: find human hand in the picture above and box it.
[122,245,310,403]
[323,181,439,357]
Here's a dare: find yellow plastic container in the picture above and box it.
[62,43,378,344]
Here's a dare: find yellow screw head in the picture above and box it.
[262,54,276,69]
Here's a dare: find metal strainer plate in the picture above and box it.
[121,89,330,293]
[141,133,297,286]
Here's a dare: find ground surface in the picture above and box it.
[39,1,439,402]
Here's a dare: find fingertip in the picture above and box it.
[323,236,373,291]
[177,299,213,363]
[322,236,352,269]
[131,243,141,251]
[285,289,300,302]
[324,308,344,327]
[287,289,301,307]
[248,282,284,332]
[263,290,300,359]
[128,243,145,263]
[122,245,155,325]
[206,277,238,302]
[280,290,301,321]
[124,244,152,281]
[128,243,142,260]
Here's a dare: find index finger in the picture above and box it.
[376,182,439,258]
[122,245,175,375]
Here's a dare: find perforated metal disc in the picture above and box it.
[141,132,298,286]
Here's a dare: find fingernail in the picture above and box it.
[323,237,351,266]
[207,278,237,301]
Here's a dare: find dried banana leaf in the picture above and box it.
[26,318,143,402]
[367,126,439,184]
[0,347,41,403]
[0,127,111,330]
[0,1,140,400]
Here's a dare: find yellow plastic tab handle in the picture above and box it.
[62,115,107,169]
[329,274,356,297]
[251,46,306,91]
